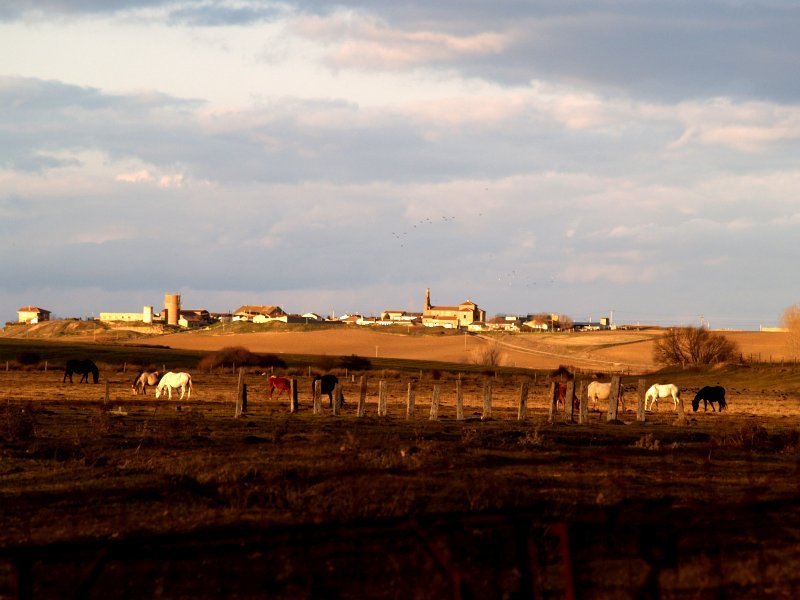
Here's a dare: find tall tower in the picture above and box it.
[164,293,181,326]
[424,288,431,311]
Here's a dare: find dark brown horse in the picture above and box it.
[63,359,99,384]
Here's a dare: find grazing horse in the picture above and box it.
[692,386,727,412]
[555,383,579,411]
[267,375,292,399]
[155,372,193,400]
[312,374,342,407]
[587,381,625,411]
[63,359,99,384]
[645,383,680,411]
[131,370,160,395]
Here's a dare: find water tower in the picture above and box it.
[164,293,181,326]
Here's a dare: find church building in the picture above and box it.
[421,288,485,329]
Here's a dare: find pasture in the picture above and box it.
[2,360,800,598]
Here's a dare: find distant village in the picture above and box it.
[14,288,614,333]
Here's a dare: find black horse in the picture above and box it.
[63,359,99,384]
[692,386,727,412]
[312,374,343,407]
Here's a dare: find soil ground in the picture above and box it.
[2,365,800,598]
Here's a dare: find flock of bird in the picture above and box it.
[391,215,456,248]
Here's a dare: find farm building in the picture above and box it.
[422,288,486,329]
[100,306,155,324]
[233,305,286,322]
[178,309,213,328]
[17,306,51,324]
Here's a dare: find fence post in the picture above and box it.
[548,382,559,424]
[290,378,298,413]
[429,384,441,420]
[332,384,342,416]
[517,381,529,420]
[313,379,322,415]
[235,368,244,417]
[482,379,492,420]
[455,379,464,421]
[378,380,387,416]
[104,380,110,406]
[578,381,589,424]
[564,380,575,423]
[637,379,647,422]
[44,360,48,372]
[357,376,367,417]
[406,381,416,419]
[241,384,248,414]
[607,376,621,421]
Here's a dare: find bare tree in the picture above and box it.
[653,327,739,366]
[472,341,506,367]
[780,304,800,358]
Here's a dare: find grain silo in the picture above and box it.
[164,293,181,326]
[143,306,154,324]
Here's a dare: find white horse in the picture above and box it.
[587,381,624,412]
[155,372,193,400]
[645,383,680,411]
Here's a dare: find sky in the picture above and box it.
[2,1,800,329]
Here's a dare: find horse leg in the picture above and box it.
[179,385,185,401]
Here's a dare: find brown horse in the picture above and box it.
[267,375,292,399]
[131,370,160,395]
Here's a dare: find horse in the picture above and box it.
[155,372,193,400]
[555,382,579,411]
[131,370,160,395]
[312,374,342,407]
[692,386,727,412]
[587,381,625,412]
[267,375,292,399]
[645,383,680,411]
[63,359,99,384]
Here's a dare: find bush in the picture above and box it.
[653,327,739,366]
[198,346,286,370]
[15,351,41,367]
[338,354,372,371]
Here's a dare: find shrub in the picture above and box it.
[471,341,506,367]
[338,354,372,371]
[653,327,739,366]
[198,346,286,370]
[15,351,41,367]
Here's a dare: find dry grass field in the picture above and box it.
[2,351,800,598]
[152,325,795,374]
[1,326,799,597]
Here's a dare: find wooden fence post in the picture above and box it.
[378,380,387,416]
[578,381,589,424]
[564,380,575,423]
[357,376,367,417]
[104,380,110,406]
[406,381,416,419]
[313,379,322,415]
[429,384,441,420]
[607,376,621,421]
[517,381,529,420]
[637,379,647,422]
[235,368,244,418]
[290,378,298,413]
[44,360,48,372]
[333,384,343,416]
[241,384,248,414]
[482,380,492,420]
[548,382,559,424]
[455,379,464,421]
